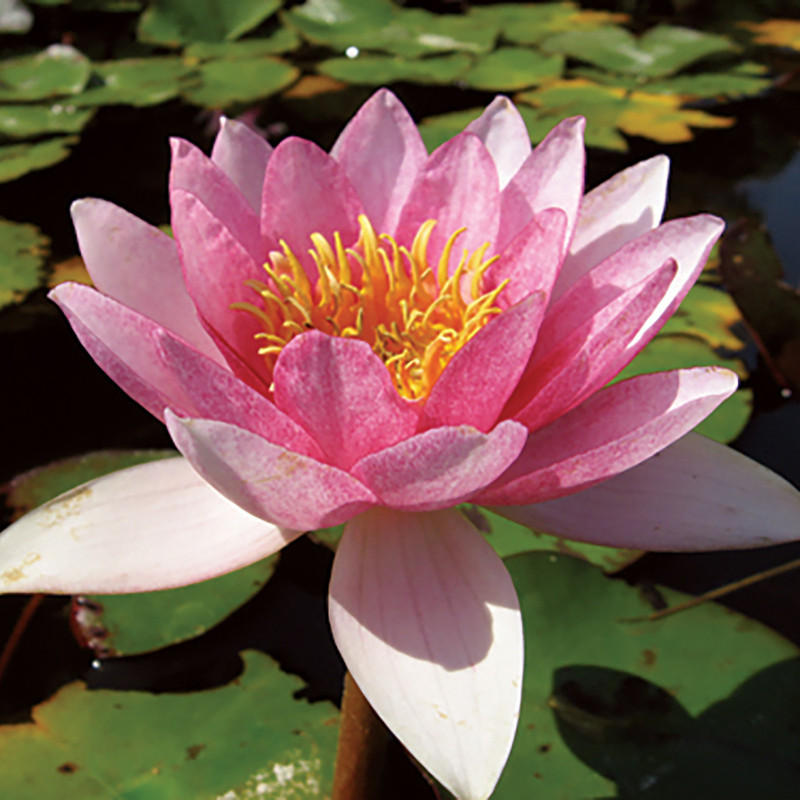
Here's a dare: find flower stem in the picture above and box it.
[0,593,44,686]
[331,671,389,800]
[622,556,800,623]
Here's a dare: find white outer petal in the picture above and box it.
[490,433,800,551]
[0,457,302,594]
[329,507,523,800]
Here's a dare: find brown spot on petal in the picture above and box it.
[1,552,41,583]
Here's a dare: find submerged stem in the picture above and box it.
[331,671,390,800]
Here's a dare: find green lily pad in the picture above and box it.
[0,45,91,102]
[4,449,279,655]
[471,507,642,572]
[0,136,78,182]
[617,335,752,444]
[541,24,735,79]
[76,557,277,656]
[285,0,498,58]
[460,47,564,91]
[138,0,281,46]
[181,55,298,108]
[75,57,196,108]
[0,104,95,138]
[0,650,338,798]
[493,553,800,799]
[317,53,470,86]
[0,217,49,309]
[467,2,626,47]
[184,27,300,60]
[659,283,746,351]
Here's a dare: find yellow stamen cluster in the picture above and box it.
[232,215,508,400]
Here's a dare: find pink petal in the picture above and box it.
[508,259,678,432]
[70,198,222,363]
[395,132,500,270]
[170,138,263,264]
[329,506,522,800]
[49,282,196,421]
[158,333,324,460]
[490,433,800,550]
[539,214,724,362]
[260,137,363,268]
[503,116,585,253]
[420,293,547,432]
[170,189,270,391]
[352,420,528,511]
[0,457,302,594]
[272,331,419,470]
[166,412,376,530]
[482,207,568,308]
[331,88,427,235]
[556,155,670,296]
[465,96,531,189]
[476,367,738,505]
[210,117,273,213]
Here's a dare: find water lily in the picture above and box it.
[2,90,799,799]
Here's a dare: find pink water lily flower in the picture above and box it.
[2,90,800,799]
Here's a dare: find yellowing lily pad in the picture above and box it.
[0,217,49,309]
[517,79,734,151]
[137,0,281,46]
[0,650,338,798]
[493,553,800,799]
[660,283,745,351]
[740,19,800,52]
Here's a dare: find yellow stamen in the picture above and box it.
[233,215,507,400]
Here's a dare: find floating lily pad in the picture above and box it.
[0,45,90,102]
[0,650,339,798]
[184,27,300,60]
[460,47,564,91]
[492,553,800,799]
[471,507,642,572]
[75,57,196,108]
[75,556,277,656]
[285,0,498,58]
[317,52,470,86]
[138,0,281,46]
[0,104,95,138]
[181,55,298,107]
[467,2,626,47]
[740,19,800,52]
[0,217,49,309]
[518,79,734,151]
[46,256,92,289]
[0,136,78,182]
[660,283,746,351]
[541,24,735,78]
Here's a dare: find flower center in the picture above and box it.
[232,215,507,400]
